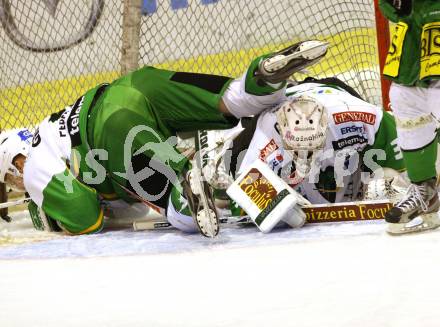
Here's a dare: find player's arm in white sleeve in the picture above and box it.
[24,118,104,235]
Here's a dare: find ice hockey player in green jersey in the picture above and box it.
[379,0,440,234]
[0,40,328,237]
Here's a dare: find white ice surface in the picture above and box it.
[1,211,440,327]
[0,211,389,259]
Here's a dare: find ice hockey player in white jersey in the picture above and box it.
[189,77,407,232]
[230,78,404,201]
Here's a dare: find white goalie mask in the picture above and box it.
[276,96,328,178]
[0,128,33,184]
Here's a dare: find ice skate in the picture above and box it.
[385,178,440,235]
[256,40,329,84]
[182,166,219,237]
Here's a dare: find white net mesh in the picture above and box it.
[0,0,383,131]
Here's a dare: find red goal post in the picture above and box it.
[373,0,392,110]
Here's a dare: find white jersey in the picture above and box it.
[232,83,384,204]
[23,105,80,208]
[24,98,136,221]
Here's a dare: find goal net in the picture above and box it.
[0,0,388,133]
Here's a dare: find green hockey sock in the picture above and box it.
[402,138,437,183]
[170,182,192,217]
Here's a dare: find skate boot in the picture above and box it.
[256,40,329,84]
[181,166,219,237]
[385,178,440,235]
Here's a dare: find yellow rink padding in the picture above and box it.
[1,28,378,130]
[1,71,120,129]
[155,28,377,78]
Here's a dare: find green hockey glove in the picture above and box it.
[28,200,61,232]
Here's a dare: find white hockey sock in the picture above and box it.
[222,74,287,118]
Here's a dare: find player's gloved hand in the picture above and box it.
[28,200,61,232]
[384,0,412,16]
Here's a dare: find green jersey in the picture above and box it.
[24,67,235,234]
[380,0,440,86]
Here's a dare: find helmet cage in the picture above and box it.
[276,96,328,178]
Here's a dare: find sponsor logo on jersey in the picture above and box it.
[17,129,33,142]
[420,22,440,79]
[332,135,367,150]
[269,154,284,170]
[333,111,376,125]
[66,96,84,147]
[239,168,277,211]
[259,139,279,160]
[58,108,70,138]
[340,125,365,135]
[49,109,66,123]
[32,128,41,147]
[284,131,325,143]
[198,130,209,168]
[383,22,408,77]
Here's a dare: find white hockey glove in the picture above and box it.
[227,159,309,233]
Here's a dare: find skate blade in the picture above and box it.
[196,208,219,237]
[263,40,329,72]
[194,172,220,237]
[188,166,220,237]
[387,213,440,235]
